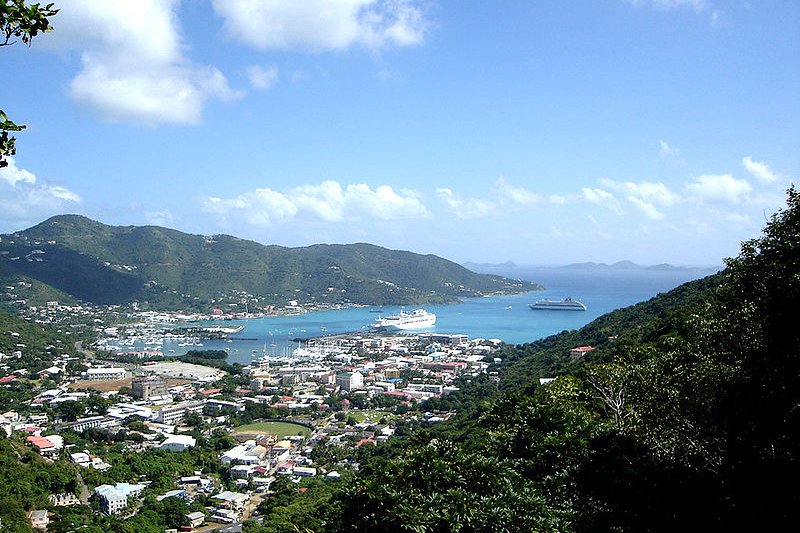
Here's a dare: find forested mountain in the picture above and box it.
[0,215,538,309]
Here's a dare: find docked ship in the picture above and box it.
[528,297,587,311]
[372,309,437,330]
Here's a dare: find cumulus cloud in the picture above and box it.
[0,158,36,186]
[0,158,82,225]
[49,0,241,126]
[247,65,279,89]
[436,188,497,219]
[599,178,680,219]
[581,187,623,215]
[582,188,613,203]
[685,174,752,205]
[210,0,427,52]
[495,176,540,206]
[741,156,778,183]
[204,180,428,226]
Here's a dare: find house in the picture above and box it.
[26,435,63,457]
[211,490,249,512]
[230,464,255,479]
[70,451,91,467]
[156,489,187,502]
[159,434,197,452]
[186,511,205,528]
[293,466,317,477]
[28,510,48,530]
[569,345,595,360]
[48,492,80,507]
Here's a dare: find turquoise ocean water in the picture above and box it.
[160,266,719,365]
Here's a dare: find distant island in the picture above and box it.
[465,259,722,273]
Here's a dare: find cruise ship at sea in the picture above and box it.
[528,297,587,311]
[372,309,437,330]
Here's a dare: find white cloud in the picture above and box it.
[495,176,540,206]
[247,65,279,89]
[625,0,720,22]
[46,186,81,203]
[144,210,176,227]
[50,0,241,126]
[600,178,680,219]
[210,0,427,52]
[658,139,680,158]
[293,181,347,221]
[741,156,778,183]
[626,0,706,12]
[582,187,615,204]
[205,188,297,227]
[685,173,752,205]
[346,183,428,219]
[204,180,428,226]
[0,158,82,225]
[0,158,36,186]
[724,212,751,225]
[627,196,666,219]
[436,188,497,219]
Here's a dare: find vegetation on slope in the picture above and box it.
[290,188,800,532]
[0,215,539,309]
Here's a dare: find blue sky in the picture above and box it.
[1,0,798,266]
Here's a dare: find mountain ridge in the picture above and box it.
[1,215,540,310]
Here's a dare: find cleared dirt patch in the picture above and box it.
[68,377,192,392]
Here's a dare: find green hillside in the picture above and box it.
[0,215,539,310]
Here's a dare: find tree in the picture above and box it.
[337,440,561,532]
[55,399,86,422]
[1,1,58,167]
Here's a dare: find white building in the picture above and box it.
[159,434,197,452]
[220,442,267,466]
[94,483,147,515]
[154,400,204,425]
[211,490,249,511]
[94,485,128,515]
[336,371,364,392]
[84,368,127,381]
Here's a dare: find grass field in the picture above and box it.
[348,410,394,423]
[232,421,311,439]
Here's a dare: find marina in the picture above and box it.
[95,266,717,365]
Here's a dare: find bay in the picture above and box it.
[160,265,719,365]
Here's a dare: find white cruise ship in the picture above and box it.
[372,309,437,330]
[528,297,587,311]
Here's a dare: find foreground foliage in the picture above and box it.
[326,188,800,532]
